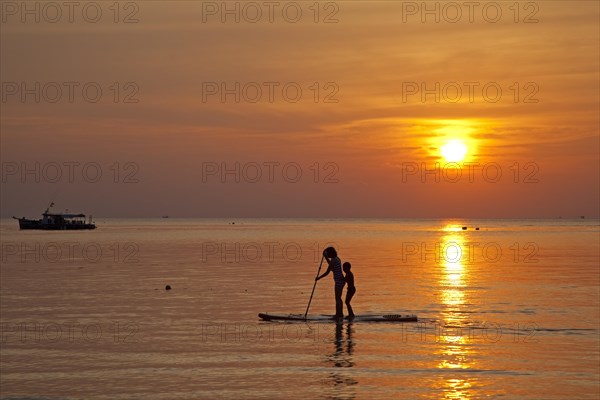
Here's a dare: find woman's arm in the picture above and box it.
[316,264,332,281]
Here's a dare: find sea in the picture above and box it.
[1,218,599,399]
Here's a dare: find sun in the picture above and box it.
[440,140,468,162]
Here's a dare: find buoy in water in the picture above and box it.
[165,285,171,290]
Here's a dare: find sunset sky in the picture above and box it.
[1,1,598,218]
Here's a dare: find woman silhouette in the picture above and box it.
[316,247,345,320]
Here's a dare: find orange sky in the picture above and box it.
[1,1,598,217]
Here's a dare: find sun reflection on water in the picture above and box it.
[436,231,475,398]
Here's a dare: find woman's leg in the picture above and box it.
[335,285,344,318]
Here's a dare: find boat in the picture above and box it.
[13,203,96,230]
[258,313,418,322]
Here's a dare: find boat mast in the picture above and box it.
[44,202,55,214]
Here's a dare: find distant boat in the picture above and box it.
[13,202,96,230]
[162,215,169,218]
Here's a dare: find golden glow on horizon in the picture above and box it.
[441,224,468,232]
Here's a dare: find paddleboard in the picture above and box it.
[258,313,418,322]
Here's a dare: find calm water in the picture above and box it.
[1,218,599,399]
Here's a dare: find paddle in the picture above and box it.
[304,255,325,319]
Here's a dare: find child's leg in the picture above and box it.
[346,302,354,317]
[345,288,355,317]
